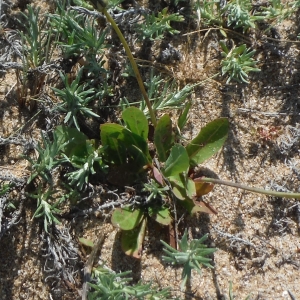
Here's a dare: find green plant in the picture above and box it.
[54,125,105,190]
[261,0,292,22]
[161,229,216,290]
[0,182,11,196]
[49,4,108,62]
[17,5,55,106]
[121,70,194,118]
[291,0,300,9]
[135,7,184,41]
[142,179,169,202]
[108,107,229,257]
[52,68,100,131]
[100,106,152,184]
[220,41,260,83]
[25,132,68,184]
[19,5,52,68]
[196,0,223,27]
[28,185,63,233]
[88,266,172,299]
[222,0,264,32]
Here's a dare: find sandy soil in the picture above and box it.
[0,0,300,299]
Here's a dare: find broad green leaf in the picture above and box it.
[100,123,127,164]
[163,144,189,178]
[177,101,191,131]
[154,114,174,162]
[171,176,196,203]
[127,144,150,170]
[101,123,151,166]
[169,173,191,200]
[111,207,143,230]
[54,125,88,156]
[121,217,147,259]
[186,118,229,165]
[179,197,214,215]
[148,206,172,225]
[122,107,149,140]
[186,177,197,198]
[78,237,94,248]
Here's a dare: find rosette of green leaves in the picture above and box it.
[220,42,260,84]
[52,68,100,131]
[161,229,216,290]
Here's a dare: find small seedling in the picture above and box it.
[161,229,217,290]
[135,7,184,41]
[262,0,292,22]
[28,185,62,233]
[88,266,172,299]
[25,132,68,184]
[222,0,264,32]
[17,5,54,107]
[52,68,100,131]
[54,125,105,190]
[220,41,260,83]
[196,0,223,27]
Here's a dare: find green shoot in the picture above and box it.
[220,42,260,84]
[25,132,68,184]
[222,0,264,32]
[52,68,100,131]
[87,0,158,126]
[88,267,172,299]
[161,229,217,290]
[29,185,63,233]
[135,8,184,41]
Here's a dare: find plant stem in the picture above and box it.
[199,177,300,199]
[90,1,157,126]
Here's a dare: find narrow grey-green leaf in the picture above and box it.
[177,101,191,131]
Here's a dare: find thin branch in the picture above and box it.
[82,232,106,300]
[199,177,300,199]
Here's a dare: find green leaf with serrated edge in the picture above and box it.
[78,237,94,248]
[148,206,172,225]
[122,107,148,140]
[111,207,143,230]
[54,125,88,157]
[177,101,191,131]
[186,118,229,165]
[163,144,189,178]
[121,217,147,259]
[154,114,173,162]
